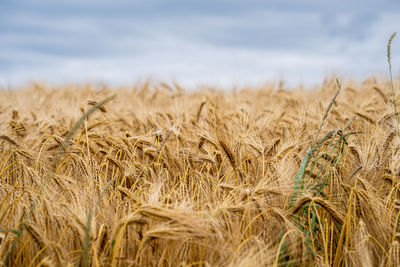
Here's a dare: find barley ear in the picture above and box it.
[387,32,399,135]
[388,32,397,65]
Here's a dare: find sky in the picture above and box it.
[1,0,400,89]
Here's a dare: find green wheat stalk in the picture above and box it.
[289,79,342,208]
[388,32,398,135]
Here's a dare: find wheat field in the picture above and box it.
[1,76,400,266]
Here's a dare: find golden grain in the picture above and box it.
[0,78,400,265]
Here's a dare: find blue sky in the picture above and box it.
[1,0,400,88]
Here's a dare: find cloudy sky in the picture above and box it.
[1,0,400,89]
